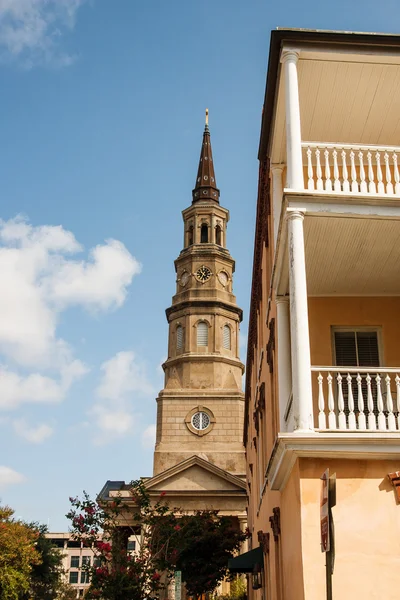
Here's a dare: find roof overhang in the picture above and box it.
[259,28,400,162]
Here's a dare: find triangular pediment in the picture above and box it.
[145,456,246,493]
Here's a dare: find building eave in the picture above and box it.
[266,431,400,492]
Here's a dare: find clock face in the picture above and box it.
[179,271,190,287]
[195,265,212,283]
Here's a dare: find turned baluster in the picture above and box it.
[396,375,400,430]
[376,374,386,431]
[307,147,315,191]
[333,149,341,192]
[318,373,326,430]
[367,151,376,193]
[386,375,396,431]
[347,373,356,429]
[384,152,394,194]
[342,150,350,193]
[324,149,332,192]
[366,374,376,430]
[376,152,385,194]
[393,153,400,195]
[337,373,346,429]
[327,373,336,429]
[316,148,323,191]
[350,150,358,192]
[357,373,366,430]
[359,151,367,193]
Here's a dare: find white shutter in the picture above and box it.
[197,322,208,346]
[176,325,183,350]
[223,325,231,350]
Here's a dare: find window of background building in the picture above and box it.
[127,540,136,551]
[70,556,80,569]
[81,572,90,584]
[93,557,102,567]
[69,572,79,584]
[81,556,91,567]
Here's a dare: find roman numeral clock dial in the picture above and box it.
[195,265,212,283]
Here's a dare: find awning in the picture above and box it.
[228,546,264,573]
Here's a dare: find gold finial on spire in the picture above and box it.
[205,108,209,126]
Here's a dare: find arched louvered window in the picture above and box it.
[201,224,208,243]
[176,325,183,350]
[223,325,231,350]
[197,321,208,346]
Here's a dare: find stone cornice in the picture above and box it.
[166,299,243,321]
[267,432,400,491]
[162,352,245,372]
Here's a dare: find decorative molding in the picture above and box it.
[269,507,281,541]
[266,432,400,491]
[388,471,400,503]
[280,47,300,64]
[245,158,271,445]
[257,530,270,554]
[266,318,275,373]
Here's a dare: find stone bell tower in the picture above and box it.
[153,111,245,477]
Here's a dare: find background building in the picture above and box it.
[245,28,400,600]
[45,532,97,598]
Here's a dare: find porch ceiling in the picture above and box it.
[304,215,400,296]
[271,55,400,164]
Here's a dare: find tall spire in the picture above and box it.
[192,109,220,203]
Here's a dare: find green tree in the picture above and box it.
[23,525,64,600]
[67,481,248,600]
[0,505,41,600]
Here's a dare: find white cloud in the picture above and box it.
[91,351,155,445]
[13,419,54,443]
[0,216,140,412]
[0,465,25,487]
[0,0,87,67]
[142,424,156,449]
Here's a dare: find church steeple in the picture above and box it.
[153,115,245,478]
[192,109,220,204]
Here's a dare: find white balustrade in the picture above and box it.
[303,143,400,196]
[312,367,400,432]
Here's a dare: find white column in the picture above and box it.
[281,48,304,190]
[271,165,284,248]
[286,209,313,431]
[276,296,292,431]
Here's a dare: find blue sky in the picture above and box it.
[0,0,398,530]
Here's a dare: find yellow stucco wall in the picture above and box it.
[281,459,305,600]
[299,457,400,600]
[308,296,400,366]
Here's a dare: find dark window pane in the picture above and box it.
[356,332,379,366]
[335,331,357,366]
[81,571,90,584]
[70,556,80,568]
[69,572,79,584]
[82,556,91,566]
[127,541,136,551]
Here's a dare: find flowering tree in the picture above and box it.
[67,480,248,600]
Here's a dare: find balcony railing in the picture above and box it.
[312,367,400,432]
[302,142,400,196]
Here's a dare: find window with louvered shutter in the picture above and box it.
[334,329,380,415]
[223,325,231,350]
[197,322,208,346]
[176,325,183,350]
